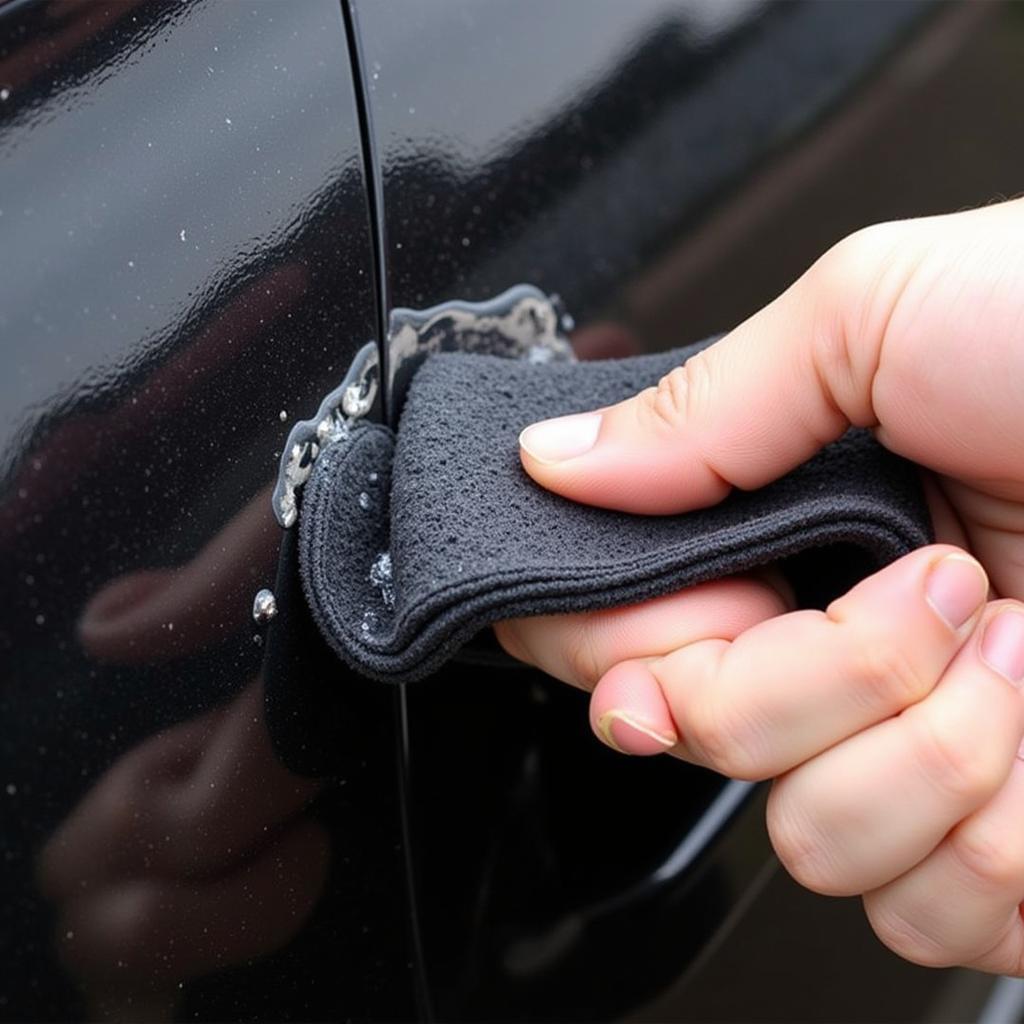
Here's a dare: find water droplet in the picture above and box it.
[252,588,277,623]
[358,491,370,511]
[5,783,15,796]
[0,87,10,102]
[34,614,44,626]
[368,471,379,484]
[225,117,232,125]
[179,229,186,242]
[369,552,395,609]
[279,409,287,422]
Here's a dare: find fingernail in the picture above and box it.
[519,413,602,464]
[925,554,988,630]
[981,610,1024,687]
[596,710,677,756]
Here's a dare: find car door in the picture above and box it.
[0,2,419,1020]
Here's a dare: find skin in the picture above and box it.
[494,197,1024,974]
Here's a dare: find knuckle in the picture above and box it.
[910,710,1005,806]
[809,222,913,423]
[864,896,952,968]
[814,223,903,311]
[948,821,1024,894]
[646,357,711,436]
[767,782,847,895]
[684,689,765,780]
[818,224,890,283]
[848,638,933,715]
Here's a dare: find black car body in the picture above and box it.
[3,1,1024,1020]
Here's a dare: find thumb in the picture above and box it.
[519,222,921,515]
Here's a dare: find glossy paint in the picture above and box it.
[4,0,1024,1020]
[0,1,416,1020]
[356,0,925,326]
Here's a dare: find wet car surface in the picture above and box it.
[4,1,1024,1020]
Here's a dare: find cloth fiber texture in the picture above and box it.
[298,342,932,684]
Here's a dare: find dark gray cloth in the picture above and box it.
[298,343,932,684]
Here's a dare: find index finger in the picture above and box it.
[493,574,790,691]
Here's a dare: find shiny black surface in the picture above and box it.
[0,1,415,1020]
[355,0,929,326]
[4,0,1024,1019]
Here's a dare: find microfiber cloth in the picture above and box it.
[298,341,932,684]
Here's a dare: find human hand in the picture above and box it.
[495,198,1024,973]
